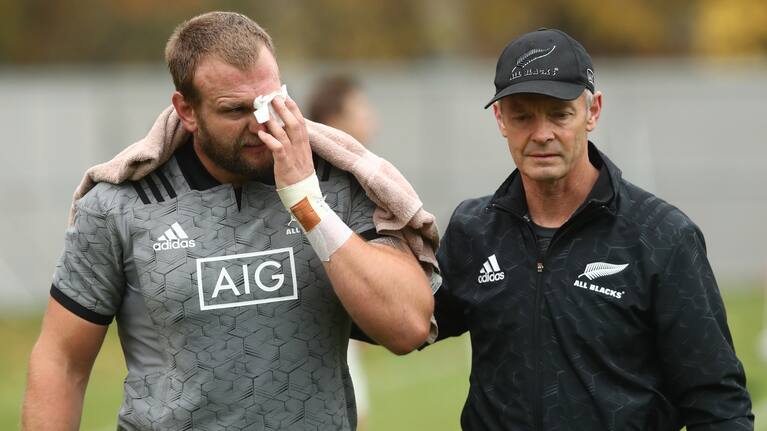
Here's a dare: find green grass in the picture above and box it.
[3,284,764,430]
[0,315,127,431]
[363,337,470,431]
[718,285,767,423]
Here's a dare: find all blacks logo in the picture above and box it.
[196,248,298,310]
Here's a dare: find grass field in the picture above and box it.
[2,284,764,430]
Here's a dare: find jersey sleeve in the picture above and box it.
[653,226,753,429]
[51,202,126,325]
[345,176,379,241]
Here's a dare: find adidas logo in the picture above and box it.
[477,254,505,284]
[153,222,196,251]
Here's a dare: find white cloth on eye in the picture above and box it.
[253,84,288,125]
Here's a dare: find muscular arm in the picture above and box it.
[22,298,107,431]
[258,96,434,354]
[325,235,433,354]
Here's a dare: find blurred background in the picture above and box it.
[1,0,765,429]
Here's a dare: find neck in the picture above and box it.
[522,160,599,229]
[192,140,245,186]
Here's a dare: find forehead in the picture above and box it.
[502,93,582,111]
[193,49,281,102]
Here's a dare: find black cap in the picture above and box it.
[485,28,595,108]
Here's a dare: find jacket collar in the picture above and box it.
[490,142,622,218]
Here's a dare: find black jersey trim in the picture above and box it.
[131,182,150,204]
[155,171,177,199]
[143,176,165,203]
[176,141,221,191]
[359,228,381,241]
[50,284,113,326]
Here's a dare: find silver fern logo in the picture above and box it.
[573,262,628,300]
[510,45,557,78]
[578,262,628,281]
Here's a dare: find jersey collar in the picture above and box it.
[175,140,222,191]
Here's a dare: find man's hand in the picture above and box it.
[256,97,433,353]
[257,96,315,188]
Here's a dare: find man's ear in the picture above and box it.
[172,91,199,133]
[492,101,507,138]
[585,91,602,132]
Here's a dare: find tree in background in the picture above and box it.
[0,0,764,64]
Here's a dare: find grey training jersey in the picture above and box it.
[52,142,379,430]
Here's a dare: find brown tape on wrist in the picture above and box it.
[290,197,321,231]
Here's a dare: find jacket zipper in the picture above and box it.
[492,203,605,431]
[530,217,545,431]
[525,214,549,431]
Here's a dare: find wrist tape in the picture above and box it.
[277,172,353,261]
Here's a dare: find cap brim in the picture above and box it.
[484,81,586,108]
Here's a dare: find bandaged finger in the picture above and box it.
[277,173,353,261]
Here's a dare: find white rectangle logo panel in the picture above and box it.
[196,248,298,310]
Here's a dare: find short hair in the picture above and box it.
[307,75,361,123]
[584,89,594,111]
[165,11,275,104]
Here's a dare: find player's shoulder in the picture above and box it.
[76,158,186,216]
[126,158,188,206]
[76,181,140,217]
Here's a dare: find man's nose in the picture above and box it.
[247,112,267,135]
[530,116,554,144]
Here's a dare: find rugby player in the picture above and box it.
[22,12,433,431]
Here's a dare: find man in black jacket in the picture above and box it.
[434,28,753,430]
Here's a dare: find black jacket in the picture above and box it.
[434,144,753,430]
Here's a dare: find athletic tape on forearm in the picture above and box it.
[277,172,353,261]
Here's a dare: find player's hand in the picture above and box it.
[257,96,315,189]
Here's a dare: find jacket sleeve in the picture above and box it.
[653,225,753,430]
[433,209,469,341]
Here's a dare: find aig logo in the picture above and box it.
[196,248,298,311]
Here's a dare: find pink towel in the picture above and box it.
[69,106,439,271]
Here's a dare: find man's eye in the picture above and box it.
[512,114,530,121]
[552,111,571,119]
[224,106,249,114]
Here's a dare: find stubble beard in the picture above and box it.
[196,118,275,184]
